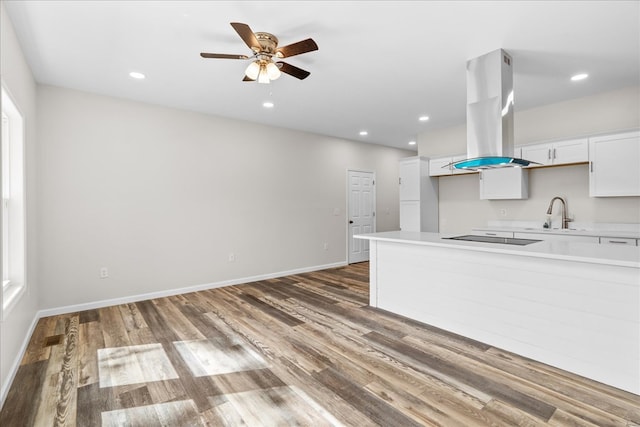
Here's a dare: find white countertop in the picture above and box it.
[356,231,640,269]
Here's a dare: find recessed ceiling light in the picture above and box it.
[418,115,429,122]
[359,131,368,136]
[129,71,146,79]
[570,73,588,81]
[408,141,417,146]
[263,101,274,108]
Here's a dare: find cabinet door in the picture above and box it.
[399,159,420,200]
[589,132,640,197]
[428,157,452,176]
[521,143,553,167]
[479,168,528,200]
[399,200,420,231]
[553,138,588,165]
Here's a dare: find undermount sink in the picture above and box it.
[444,235,542,246]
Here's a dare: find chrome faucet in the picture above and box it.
[546,196,571,229]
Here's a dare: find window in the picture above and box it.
[1,86,26,319]
[2,111,9,285]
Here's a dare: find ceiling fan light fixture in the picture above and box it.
[266,62,281,80]
[245,61,261,80]
[257,64,271,84]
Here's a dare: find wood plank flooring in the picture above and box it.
[1,262,639,426]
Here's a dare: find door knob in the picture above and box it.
[349,220,354,224]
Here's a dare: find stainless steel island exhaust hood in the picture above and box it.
[452,49,535,170]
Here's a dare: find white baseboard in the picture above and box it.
[38,261,347,318]
[0,312,40,407]
[0,261,347,408]
[2,261,347,407]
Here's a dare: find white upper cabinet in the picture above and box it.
[589,130,640,197]
[520,138,588,167]
[554,138,589,164]
[428,156,453,176]
[479,167,529,200]
[520,143,553,166]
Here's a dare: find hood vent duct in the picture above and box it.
[452,49,535,170]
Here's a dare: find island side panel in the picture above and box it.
[369,240,378,307]
[374,240,640,395]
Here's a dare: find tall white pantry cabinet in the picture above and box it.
[399,157,439,232]
[589,130,640,197]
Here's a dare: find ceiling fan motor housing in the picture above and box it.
[254,32,279,55]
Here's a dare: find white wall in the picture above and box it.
[37,85,412,310]
[0,1,39,404]
[419,86,640,232]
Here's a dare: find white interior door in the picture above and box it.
[348,170,375,264]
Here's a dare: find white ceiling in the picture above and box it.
[4,1,639,150]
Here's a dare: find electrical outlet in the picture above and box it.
[323,242,329,250]
[228,253,235,262]
[100,267,109,279]
[499,208,507,217]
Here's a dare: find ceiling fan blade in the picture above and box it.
[242,75,255,82]
[230,22,261,51]
[276,38,318,58]
[200,53,249,60]
[277,62,311,80]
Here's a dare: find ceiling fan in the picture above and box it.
[200,22,318,84]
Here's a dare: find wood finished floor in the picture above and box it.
[1,262,639,426]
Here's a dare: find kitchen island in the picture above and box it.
[356,231,640,395]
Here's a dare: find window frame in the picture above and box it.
[1,84,27,320]
[2,111,10,289]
